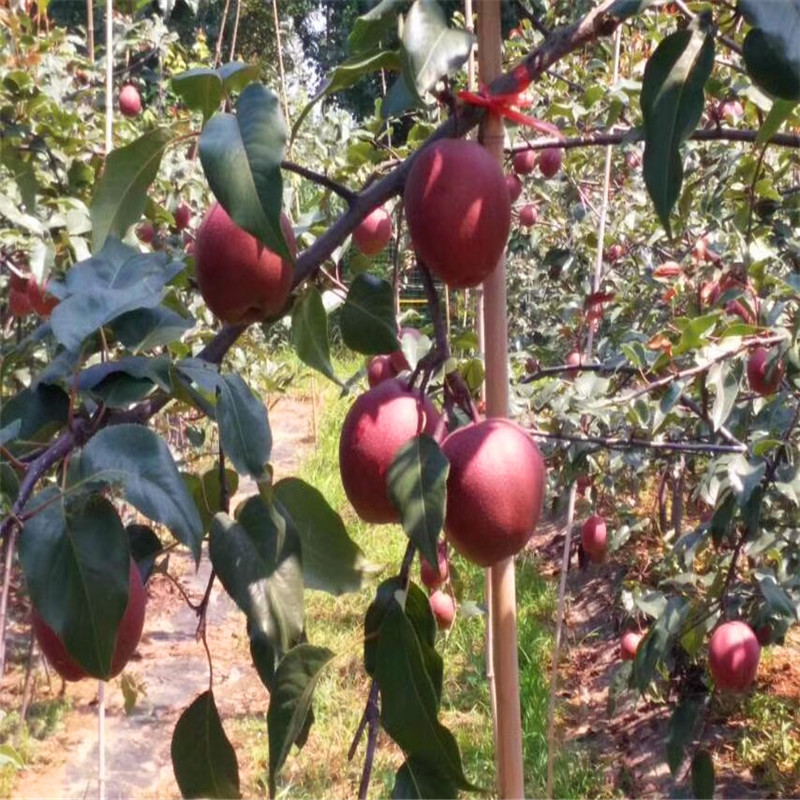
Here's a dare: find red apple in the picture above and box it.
[620,631,643,661]
[404,139,511,288]
[505,173,523,203]
[719,99,743,125]
[708,620,760,692]
[420,541,449,589]
[538,147,563,178]
[366,354,398,387]
[512,149,536,175]
[442,419,546,567]
[32,559,146,681]
[581,514,607,562]
[174,203,192,231]
[353,206,393,256]
[747,347,784,396]
[339,379,441,524]
[429,590,455,629]
[136,221,155,244]
[625,151,641,170]
[519,204,538,228]
[119,84,142,118]
[195,203,296,324]
[604,243,625,263]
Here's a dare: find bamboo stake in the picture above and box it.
[228,0,242,61]
[104,0,112,155]
[272,0,290,127]
[86,0,95,61]
[477,3,524,797]
[212,0,231,68]
[0,526,18,679]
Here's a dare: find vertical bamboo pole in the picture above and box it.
[477,3,525,797]
[86,0,95,61]
[272,0,290,127]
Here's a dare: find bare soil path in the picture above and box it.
[8,395,316,800]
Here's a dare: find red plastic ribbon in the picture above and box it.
[457,83,561,138]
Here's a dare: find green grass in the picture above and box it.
[233,362,608,798]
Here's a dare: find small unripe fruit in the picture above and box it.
[747,347,784,396]
[708,621,760,692]
[339,379,441,524]
[519,204,538,228]
[195,203,296,324]
[174,203,192,231]
[119,84,142,118]
[429,590,455,629]
[505,174,523,203]
[136,221,155,244]
[442,419,546,567]
[32,559,146,681]
[512,149,536,175]
[353,207,393,256]
[620,631,642,661]
[581,514,607,562]
[420,542,449,589]
[404,139,511,289]
[366,354,398,387]
[538,147,563,178]
[604,243,625,263]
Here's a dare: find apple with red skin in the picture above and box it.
[9,280,33,317]
[565,350,582,381]
[747,347,784,396]
[404,139,511,289]
[505,174,523,203]
[429,590,455,630]
[195,203,296,324]
[32,559,146,681]
[620,631,643,661]
[119,84,142,118]
[719,99,743,125]
[366,354,398,387]
[339,378,441,524]
[519,204,538,228]
[136,221,155,244]
[538,147,563,178]
[174,203,192,231]
[441,419,546,567]
[512,149,536,175]
[604,243,625,263]
[624,151,641,171]
[353,206,393,256]
[708,620,760,692]
[581,514,607,562]
[420,541,449,589]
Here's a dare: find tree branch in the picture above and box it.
[281,160,357,205]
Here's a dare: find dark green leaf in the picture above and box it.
[607,661,634,717]
[341,273,399,355]
[691,750,714,800]
[20,491,130,679]
[218,61,260,92]
[666,697,702,775]
[91,128,173,251]
[199,84,291,260]
[727,456,766,505]
[274,478,380,595]
[291,288,337,383]
[77,356,172,401]
[0,463,20,505]
[382,72,423,119]
[708,361,740,431]
[171,68,223,121]
[387,435,448,566]
[348,0,405,53]
[1,142,38,212]
[267,644,334,796]
[209,499,304,653]
[756,573,798,619]
[607,0,659,21]
[0,384,69,448]
[710,492,736,547]
[111,307,195,353]
[127,523,161,583]
[392,756,458,799]
[76,425,203,560]
[641,26,715,233]
[756,99,799,145]
[171,690,240,799]
[633,596,690,692]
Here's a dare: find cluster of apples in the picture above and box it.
[420,541,455,630]
[504,143,564,231]
[136,202,193,250]
[7,272,58,318]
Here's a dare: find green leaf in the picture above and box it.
[756,573,798,619]
[691,750,714,800]
[666,697,702,775]
[710,492,736,547]
[171,690,240,799]
[633,596,690,693]
[707,361,740,431]
[392,756,458,799]
[218,61,260,92]
[267,644,334,796]
[111,307,195,354]
[274,478,381,596]
[607,661,634,717]
[401,0,475,97]
[640,26,715,234]
[77,356,172,404]
[348,0,405,54]
[756,99,799,145]
[20,491,130,679]
[209,498,304,653]
[387,435,449,567]
[375,599,470,789]
[741,1,800,101]
[182,466,239,533]
[76,425,203,561]
[171,68,223,122]
[0,141,38,212]
[127,523,161,582]
[607,0,659,21]
[0,384,69,448]
[727,455,766,505]
[291,288,337,383]
[382,71,424,119]
[341,273,399,355]
[199,84,291,261]
[91,128,173,251]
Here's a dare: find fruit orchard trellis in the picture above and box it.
[2,0,800,798]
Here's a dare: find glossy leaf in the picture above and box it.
[218,61,260,92]
[387,435,448,567]
[19,490,130,678]
[111,307,194,353]
[91,128,172,251]
[76,425,203,560]
[348,0,404,54]
[340,273,399,355]
[171,68,223,121]
[291,287,337,383]
[171,690,240,799]
[641,26,714,234]
[267,644,334,796]
[0,384,69,448]
[274,478,381,595]
[691,750,715,800]
[127,523,161,583]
